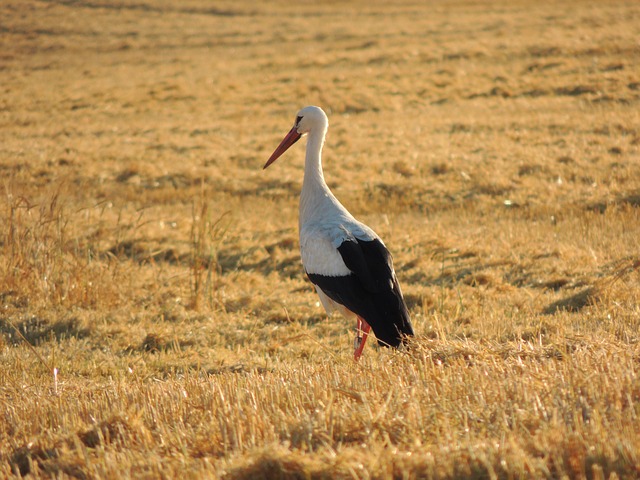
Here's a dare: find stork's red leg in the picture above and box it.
[353,316,371,361]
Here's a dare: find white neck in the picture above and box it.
[302,127,328,191]
[299,125,336,227]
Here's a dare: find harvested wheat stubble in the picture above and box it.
[1,0,640,478]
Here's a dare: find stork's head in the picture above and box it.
[264,106,328,169]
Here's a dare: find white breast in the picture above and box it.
[299,217,379,276]
[299,175,379,277]
[300,224,351,276]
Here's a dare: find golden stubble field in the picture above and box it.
[1,0,640,478]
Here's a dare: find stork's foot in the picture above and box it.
[354,316,371,361]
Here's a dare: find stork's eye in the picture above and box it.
[295,115,303,126]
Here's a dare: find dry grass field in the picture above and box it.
[2,0,640,478]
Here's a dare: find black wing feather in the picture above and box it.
[307,238,414,348]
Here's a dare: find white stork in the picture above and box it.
[264,106,414,360]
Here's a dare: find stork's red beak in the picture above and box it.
[263,126,302,169]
